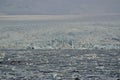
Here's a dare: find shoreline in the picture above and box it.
[0,13,120,20]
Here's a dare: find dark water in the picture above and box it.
[0,49,120,80]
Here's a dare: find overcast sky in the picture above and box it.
[0,0,120,15]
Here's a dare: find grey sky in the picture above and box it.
[0,0,120,15]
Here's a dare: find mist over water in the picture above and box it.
[0,0,120,15]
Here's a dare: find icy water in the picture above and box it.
[0,49,120,80]
[0,15,120,80]
[0,15,120,49]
